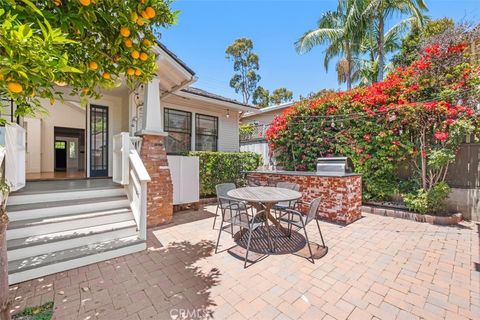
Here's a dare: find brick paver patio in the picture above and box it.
[8,205,480,319]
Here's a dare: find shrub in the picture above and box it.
[267,29,479,203]
[403,182,451,214]
[187,151,262,197]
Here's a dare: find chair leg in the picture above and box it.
[244,228,254,268]
[316,219,326,247]
[213,205,219,229]
[264,220,274,252]
[302,227,315,264]
[215,217,225,254]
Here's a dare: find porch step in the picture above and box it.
[7,208,133,240]
[7,220,138,260]
[7,185,125,206]
[6,179,146,285]
[6,195,130,221]
[8,236,146,285]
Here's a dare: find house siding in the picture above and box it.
[160,102,240,152]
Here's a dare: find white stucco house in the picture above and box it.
[0,42,256,284]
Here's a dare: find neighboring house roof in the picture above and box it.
[156,41,196,76]
[180,87,257,110]
[242,101,296,119]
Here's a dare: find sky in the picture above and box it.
[160,0,480,103]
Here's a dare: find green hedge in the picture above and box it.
[187,151,262,197]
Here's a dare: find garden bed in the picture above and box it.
[362,204,463,225]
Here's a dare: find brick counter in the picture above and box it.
[246,171,362,225]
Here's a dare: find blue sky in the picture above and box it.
[160,0,480,103]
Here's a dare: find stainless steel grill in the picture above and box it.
[316,157,354,174]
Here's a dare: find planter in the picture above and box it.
[362,204,463,225]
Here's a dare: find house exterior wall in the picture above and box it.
[160,101,240,152]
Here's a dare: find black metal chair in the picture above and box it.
[215,200,267,268]
[278,198,325,263]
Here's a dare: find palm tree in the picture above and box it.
[353,16,416,85]
[361,0,428,81]
[295,0,362,90]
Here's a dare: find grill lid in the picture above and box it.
[316,157,354,174]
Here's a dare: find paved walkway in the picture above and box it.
[9,206,480,320]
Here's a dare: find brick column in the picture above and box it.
[139,134,173,227]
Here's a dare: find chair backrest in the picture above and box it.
[305,198,321,224]
[276,181,300,191]
[215,183,236,199]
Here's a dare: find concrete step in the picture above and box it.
[8,236,146,285]
[6,208,133,240]
[7,195,130,221]
[8,186,125,206]
[7,220,138,260]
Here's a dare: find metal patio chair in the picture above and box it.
[273,181,301,218]
[278,198,325,263]
[214,200,267,268]
[212,183,253,231]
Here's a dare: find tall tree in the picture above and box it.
[361,0,427,81]
[392,18,454,67]
[252,86,270,108]
[270,88,293,105]
[295,0,361,90]
[225,38,260,104]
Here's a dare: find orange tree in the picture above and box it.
[0,1,176,319]
[0,0,177,117]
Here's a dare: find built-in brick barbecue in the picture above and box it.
[246,157,362,224]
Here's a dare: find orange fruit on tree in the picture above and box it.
[131,50,140,59]
[88,61,98,70]
[102,72,111,80]
[142,39,151,47]
[139,52,148,61]
[124,39,133,48]
[7,82,23,93]
[53,0,62,6]
[120,27,130,37]
[134,69,142,76]
[79,0,91,6]
[145,7,156,19]
[127,68,135,76]
[141,10,149,19]
[137,19,145,26]
[140,0,145,4]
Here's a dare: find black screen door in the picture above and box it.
[90,105,109,177]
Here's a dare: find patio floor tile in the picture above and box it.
[8,205,480,319]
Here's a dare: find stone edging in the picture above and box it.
[362,205,463,225]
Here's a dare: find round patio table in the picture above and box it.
[227,186,302,251]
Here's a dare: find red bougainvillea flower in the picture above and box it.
[392,140,401,146]
[421,149,427,158]
[424,44,440,56]
[434,131,449,142]
[447,42,468,54]
[445,118,456,125]
[363,134,372,142]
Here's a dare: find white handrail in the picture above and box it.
[113,133,150,240]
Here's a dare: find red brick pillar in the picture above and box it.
[139,134,173,227]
